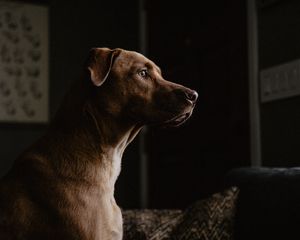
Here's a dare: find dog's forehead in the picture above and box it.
[115,50,160,72]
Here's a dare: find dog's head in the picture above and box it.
[86,47,198,127]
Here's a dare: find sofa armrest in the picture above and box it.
[225,167,300,240]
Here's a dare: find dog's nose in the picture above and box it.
[185,90,198,103]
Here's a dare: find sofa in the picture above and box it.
[122,167,300,240]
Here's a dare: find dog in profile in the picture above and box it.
[0,47,198,240]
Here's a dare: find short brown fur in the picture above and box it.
[0,48,198,240]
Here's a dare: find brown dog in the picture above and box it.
[0,48,198,239]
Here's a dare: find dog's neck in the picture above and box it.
[51,107,141,184]
[26,83,143,189]
[83,101,142,151]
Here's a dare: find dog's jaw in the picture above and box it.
[163,112,193,127]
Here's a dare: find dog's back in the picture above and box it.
[0,156,55,239]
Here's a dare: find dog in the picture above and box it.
[0,47,198,240]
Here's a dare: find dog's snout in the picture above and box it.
[174,88,198,105]
[185,90,198,103]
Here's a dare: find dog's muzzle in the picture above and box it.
[162,89,198,127]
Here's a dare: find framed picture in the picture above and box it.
[0,1,49,123]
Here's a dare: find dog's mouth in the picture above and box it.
[163,112,192,127]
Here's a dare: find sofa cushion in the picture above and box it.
[123,186,239,240]
[123,209,182,240]
[169,186,239,240]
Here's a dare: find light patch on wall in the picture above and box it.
[260,59,300,103]
[0,1,49,123]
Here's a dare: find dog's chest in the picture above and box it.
[63,188,123,240]
[97,196,123,240]
[111,153,122,183]
[100,151,122,187]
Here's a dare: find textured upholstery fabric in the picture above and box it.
[170,186,239,240]
[123,186,239,240]
[123,209,182,240]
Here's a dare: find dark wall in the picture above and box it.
[146,1,250,208]
[258,0,300,166]
[0,0,141,208]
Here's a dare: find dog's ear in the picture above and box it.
[87,48,120,87]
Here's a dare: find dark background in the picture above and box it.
[0,0,300,210]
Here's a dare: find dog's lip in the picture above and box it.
[163,112,191,127]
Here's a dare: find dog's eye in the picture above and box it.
[138,69,148,78]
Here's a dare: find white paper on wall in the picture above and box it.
[0,1,48,123]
